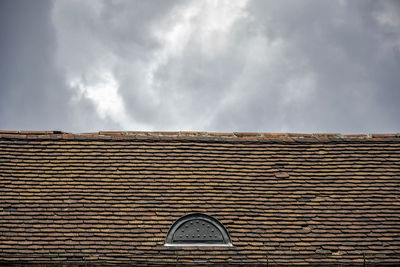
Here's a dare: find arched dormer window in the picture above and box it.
[165,213,232,246]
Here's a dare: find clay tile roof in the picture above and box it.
[1,131,400,266]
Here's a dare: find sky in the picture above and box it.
[0,0,399,133]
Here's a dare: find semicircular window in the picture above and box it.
[165,213,232,246]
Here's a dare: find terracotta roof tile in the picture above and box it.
[1,131,400,265]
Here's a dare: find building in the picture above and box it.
[1,131,400,266]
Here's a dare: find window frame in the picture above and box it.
[164,213,233,247]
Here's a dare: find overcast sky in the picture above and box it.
[1,0,399,133]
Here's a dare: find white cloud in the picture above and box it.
[49,0,400,133]
[145,0,250,122]
[52,0,251,131]
[69,70,139,128]
[52,0,148,129]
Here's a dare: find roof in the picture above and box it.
[1,130,400,266]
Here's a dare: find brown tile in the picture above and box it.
[1,131,400,265]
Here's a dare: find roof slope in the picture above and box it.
[1,131,400,266]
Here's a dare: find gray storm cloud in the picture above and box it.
[1,0,399,133]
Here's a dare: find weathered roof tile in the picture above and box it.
[1,131,400,265]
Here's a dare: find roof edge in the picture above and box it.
[0,130,399,142]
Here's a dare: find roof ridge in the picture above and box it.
[0,130,399,141]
